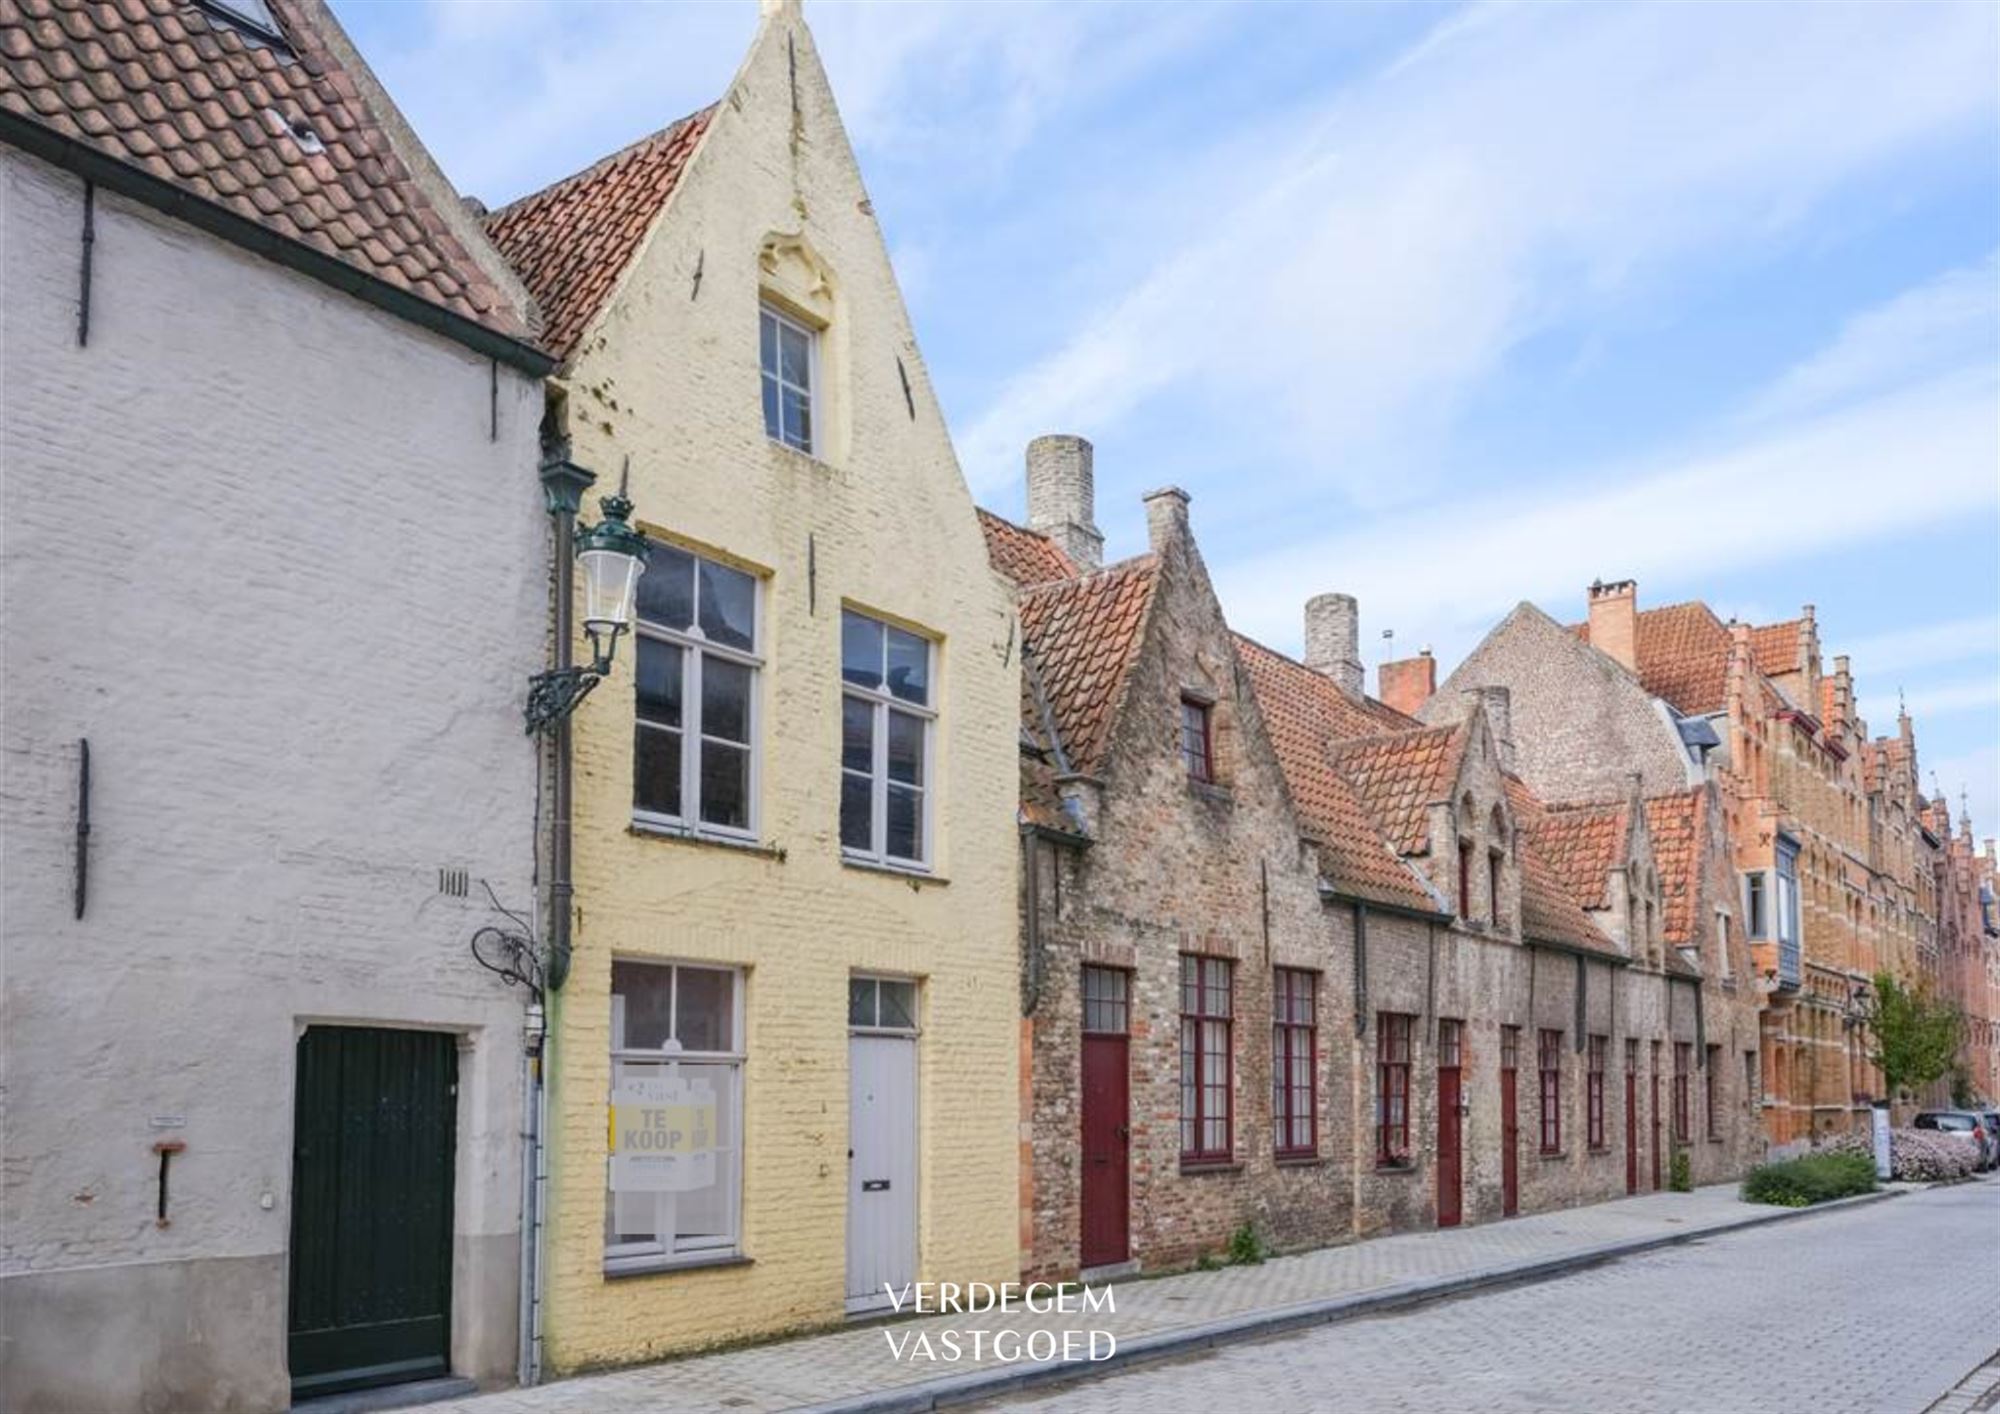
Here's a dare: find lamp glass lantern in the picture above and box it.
[575,491,649,673]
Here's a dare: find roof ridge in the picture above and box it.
[488,103,718,219]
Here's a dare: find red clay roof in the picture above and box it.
[0,0,525,337]
[1329,725,1464,857]
[1535,801,1630,911]
[1575,601,1735,715]
[979,509,1077,588]
[1750,620,1803,678]
[1505,780,1624,957]
[485,105,712,362]
[1642,790,1702,948]
[1237,639,1442,913]
[1016,558,1158,779]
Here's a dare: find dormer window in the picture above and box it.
[1179,696,1214,783]
[760,303,817,454]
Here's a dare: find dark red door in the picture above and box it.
[1499,1026,1519,1217]
[1437,1020,1463,1228]
[1080,968,1130,1269]
[1624,1064,1639,1195]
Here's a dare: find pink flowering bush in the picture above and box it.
[1817,1127,1978,1182]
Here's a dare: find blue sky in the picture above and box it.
[332,0,1999,837]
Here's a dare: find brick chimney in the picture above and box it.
[1304,593,1364,699]
[1026,435,1104,571]
[1380,650,1436,717]
[1141,485,1191,554]
[1587,579,1638,672]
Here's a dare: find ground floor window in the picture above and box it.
[1272,968,1317,1157]
[1706,1043,1723,1138]
[1538,1029,1563,1153]
[1586,1035,1607,1149]
[1673,1042,1692,1143]
[1377,1012,1413,1164]
[605,961,745,1270]
[1180,956,1233,1162]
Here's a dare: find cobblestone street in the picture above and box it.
[974,1179,2000,1414]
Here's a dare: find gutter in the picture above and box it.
[1526,935,1635,967]
[1,110,556,377]
[1317,881,1451,927]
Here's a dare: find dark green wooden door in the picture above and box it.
[289,1026,457,1401]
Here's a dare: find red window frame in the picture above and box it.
[1376,1012,1413,1165]
[1673,1042,1692,1143]
[1705,1044,1722,1139]
[1586,1035,1607,1150]
[1179,697,1214,784]
[1272,969,1317,1158]
[1538,1029,1563,1154]
[1179,955,1233,1163]
[1501,1024,1521,1073]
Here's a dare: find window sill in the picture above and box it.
[1178,1159,1242,1176]
[842,856,948,887]
[604,1251,753,1281]
[766,438,836,474]
[1374,1159,1416,1174]
[1538,1150,1568,1162]
[1274,1152,1325,1168]
[1587,1145,1611,1155]
[1186,780,1234,806]
[629,820,785,860]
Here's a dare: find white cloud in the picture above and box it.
[957,0,1999,497]
[1748,253,2000,424]
[1845,614,2000,679]
[1923,743,2000,845]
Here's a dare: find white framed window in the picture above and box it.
[760,303,817,455]
[1715,909,1732,979]
[605,960,745,1271]
[840,609,935,871]
[848,975,920,1034]
[633,540,761,840]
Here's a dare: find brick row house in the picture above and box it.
[988,449,1767,1279]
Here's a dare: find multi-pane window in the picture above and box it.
[1179,957,1233,1162]
[1180,697,1214,783]
[848,975,919,1031]
[1706,1044,1722,1139]
[1272,969,1316,1157]
[1501,1024,1520,1074]
[1673,1042,1692,1143]
[1587,1035,1607,1150]
[1377,1012,1413,1165]
[840,610,935,869]
[1538,1029,1563,1153]
[605,961,744,1270]
[633,543,760,837]
[759,303,816,454]
[1082,966,1128,1035]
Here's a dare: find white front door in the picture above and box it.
[846,1032,918,1313]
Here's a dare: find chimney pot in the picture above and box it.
[1025,435,1103,571]
[1304,593,1364,698]
[1587,577,1638,673]
[1379,650,1437,717]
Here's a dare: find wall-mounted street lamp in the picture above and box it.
[525,449,649,735]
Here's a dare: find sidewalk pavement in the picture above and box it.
[428,1183,1900,1414]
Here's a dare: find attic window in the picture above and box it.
[194,0,291,50]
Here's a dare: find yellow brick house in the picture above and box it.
[486,0,1020,1370]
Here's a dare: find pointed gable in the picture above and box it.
[485,106,714,362]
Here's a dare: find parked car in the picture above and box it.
[1913,1111,1990,1170]
[1983,1112,2000,1171]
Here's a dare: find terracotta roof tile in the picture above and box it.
[1505,780,1623,957]
[978,508,1077,588]
[485,104,713,362]
[1750,619,1802,678]
[1534,801,1629,911]
[1016,558,1158,779]
[1574,601,1735,715]
[0,0,525,336]
[1236,638,1442,914]
[1642,790,1701,948]
[1329,724,1464,857]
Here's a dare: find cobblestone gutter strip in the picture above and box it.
[809,1189,1904,1414]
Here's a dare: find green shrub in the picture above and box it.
[1668,1147,1692,1192]
[1740,1151,1876,1207]
[1226,1222,1265,1266]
